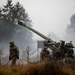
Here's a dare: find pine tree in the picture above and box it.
[0,0,33,50]
[64,14,75,44]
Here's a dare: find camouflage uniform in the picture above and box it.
[53,42,61,60]
[40,46,50,62]
[9,41,19,66]
[65,41,74,59]
[54,41,66,60]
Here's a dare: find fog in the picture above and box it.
[0,0,35,59]
[0,0,75,62]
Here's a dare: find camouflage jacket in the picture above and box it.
[9,45,19,60]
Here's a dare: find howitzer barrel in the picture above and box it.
[18,20,54,43]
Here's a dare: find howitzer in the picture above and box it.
[18,20,56,51]
[18,20,75,59]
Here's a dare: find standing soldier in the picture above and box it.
[53,42,61,60]
[40,46,50,62]
[9,41,19,66]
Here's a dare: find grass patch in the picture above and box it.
[0,61,75,75]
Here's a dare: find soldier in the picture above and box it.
[53,42,61,60]
[9,41,19,66]
[40,46,50,62]
[65,41,74,59]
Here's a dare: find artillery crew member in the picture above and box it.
[40,46,50,62]
[53,42,61,60]
[9,41,19,66]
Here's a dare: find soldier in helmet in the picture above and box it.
[53,42,61,60]
[66,41,74,59]
[40,46,50,62]
[9,41,19,66]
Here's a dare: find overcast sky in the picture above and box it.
[0,0,75,39]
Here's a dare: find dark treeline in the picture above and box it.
[0,0,34,53]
